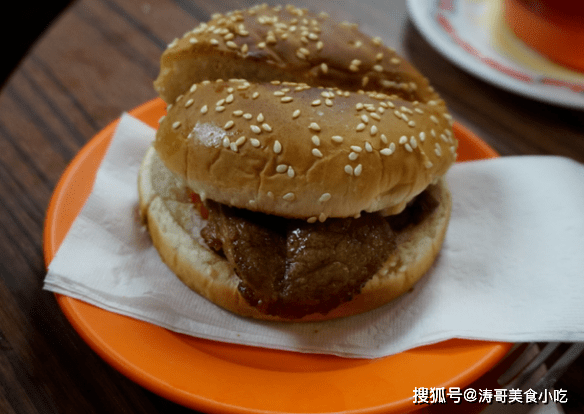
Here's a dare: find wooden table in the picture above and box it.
[1,0,583,413]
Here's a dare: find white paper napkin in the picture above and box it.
[44,113,584,358]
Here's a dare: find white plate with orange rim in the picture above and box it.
[406,0,584,109]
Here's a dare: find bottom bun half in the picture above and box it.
[138,146,452,322]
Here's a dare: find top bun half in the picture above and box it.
[154,79,456,220]
[154,4,441,105]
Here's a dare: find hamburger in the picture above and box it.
[138,5,457,321]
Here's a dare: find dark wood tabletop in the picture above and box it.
[1,0,583,413]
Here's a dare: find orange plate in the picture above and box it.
[44,98,508,414]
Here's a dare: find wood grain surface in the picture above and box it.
[1,0,583,413]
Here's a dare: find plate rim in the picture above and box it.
[44,98,510,414]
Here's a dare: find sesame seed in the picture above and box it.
[308,32,319,40]
[349,64,359,72]
[415,108,424,114]
[273,91,286,97]
[362,76,369,87]
[399,136,408,144]
[201,105,208,114]
[424,160,434,169]
[311,135,320,146]
[354,164,363,176]
[226,40,238,49]
[370,125,378,136]
[372,36,382,46]
[373,64,384,72]
[435,143,442,157]
[319,193,331,203]
[250,125,261,133]
[225,94,234,103]
[257,42,266,49]
[233,110,243,116]
[283,192,295,201]
[316,41,324,50]
[250,138,260,147]
[350,145,362,152]
[216,106,225,112]
[430,115,439,124]
[252,92,260,99]
[320,63,328,73]
[410,136,418,148]
[325,99,333,107]
[419,131,426,142]
[292,109,301,118]
[349,152,358,161]
[224,120,234,130]
[389,142,396,152]
[296,51,306,60]
[309,122,321,131]
[307,217,317,223]
[172,121,181,129]
[262,123,272,132]
[158,115,165,124]
[274,140,282,153]
[241,44,249,54]
[356,103,364,111]
[190,84,197,93]
[344,165,353,175]
[408,120,416,127]
[380,147,394,156]
[210,38,219,45]
[287,166,295,178]
[361,114,369,123]
[235,136,246,146]
[257,113,264,122]
[189,37,198,44]
[356,123,366,131]
[405,143,413,152]
[381,134,388,144]
[230,142,238,152]
[185,99,194,108]
[311,99,321,106]
[222,137,230,148]
[376,52,384,61]
[331,135,343,143]
[243,113,252,120]
[390,57,401,65]
[312,148,323,157]
[224,33,234,40]
[370,112,381,121]
[318,213,327,222]
[281,96,293,103]
[365,142,373,152]
[299,47,310,56]
[276,164,287,173]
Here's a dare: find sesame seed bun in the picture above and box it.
[154,4,440,105]
[138,145,452,322]
[154,80,456,220]
[144,4,457,321]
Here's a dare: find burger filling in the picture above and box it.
[200,187,439,318]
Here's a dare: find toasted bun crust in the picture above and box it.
[154,80,456,219]
[138,146,452,321]
[154,4,441,105]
